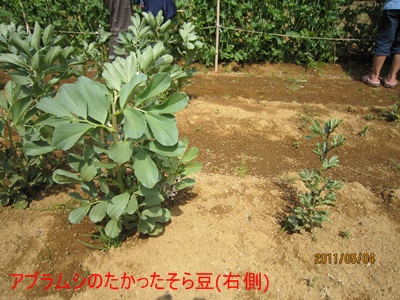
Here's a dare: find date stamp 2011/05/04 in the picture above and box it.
[315,253,375,265]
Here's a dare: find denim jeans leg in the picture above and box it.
[372,10,400,56]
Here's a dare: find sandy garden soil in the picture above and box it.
[0,62,399,300]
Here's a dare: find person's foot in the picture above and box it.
[362,74,380,87]
[383,78,397,88]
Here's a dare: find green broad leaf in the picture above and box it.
[147,223,165,236]
[98,178,110,195]
[329,155,339,166]
[68,205,91,224]
[143,194,163,207]
[44,45,61,67]
[49,77,110,123]
[154,54,173,68]
[182,136,189,148]
[93,161,118,169]
[42,24,55,46]
[52,169,82,184]
[194,41,203,48]
[181,146,199,163]
[53,81,89,119]
[125,194,138,214]
[76,77,110,123]
[0,194,10,206]
[185,42,195,50]
[119,54,139,83]
[136,73,171,107]
[12,199,28,210]
[103,62,122,90]
[144,140,185,156]
[175,178,195,191]
[305,135,314,140]
[153,208,171,223]
[23,141,53,156]
[138,45,155,71]
[183,161,203,175]
[133,148,159,189]
[36,97,73,118]
[89,201,108,223]
[31,52,45,73]
[137,185,161,197]
[83,146,95,160]
[119,73,147,108]
[105,218,122,238]
[150,93,189,114]
[138,218,155,234]
[0,53,29,68]
[81,181,98,199]
[10,97,32,125]
[310,120,323,136]
[10,32,31,57]
[80,163,98,182]
[109,141,133,163]
[10,72,33,85]
[0,90,7,109]
[145,112,178,146]
[107,193,130,219]
[61,46,74,59]
[31,22,42,51]
[170,69,188,81]
[66,153,82,172]
[53,123,94,150]
[93,145,108,155]
[142,206,162,218]
[113,56,131,83]
[68,192,88,202]
[123,107,146,139]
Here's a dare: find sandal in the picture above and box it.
[383,78,397,88]
[362,75,380,87]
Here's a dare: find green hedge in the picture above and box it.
[176,0,383,65]
[0,0,107,48]
[1,0,383,65]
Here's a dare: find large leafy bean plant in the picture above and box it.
[0,22,84,208]
[36,44,202,239]
[284,118,345,233]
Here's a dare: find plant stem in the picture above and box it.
[111,92,125,193]
[111,92,119,143]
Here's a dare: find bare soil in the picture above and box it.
[0,62,399,300]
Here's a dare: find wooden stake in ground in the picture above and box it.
[215,0,220,72]
[20,1,31,34]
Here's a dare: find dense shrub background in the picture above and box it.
[1,0,383,65]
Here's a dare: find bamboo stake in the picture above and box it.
[19,2,31,34]
[214,0,220,72]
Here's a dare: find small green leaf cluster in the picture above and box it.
[36,43,201,238]
[0,22,84,100]
[381,102,400,124]
[116,12,203,88]
[80,27,111,78]
[284,119,345,233]
[0,23,84,208]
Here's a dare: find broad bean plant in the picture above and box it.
[284,119,345,233]
[37,46,202,238]
[0,22,84,208]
